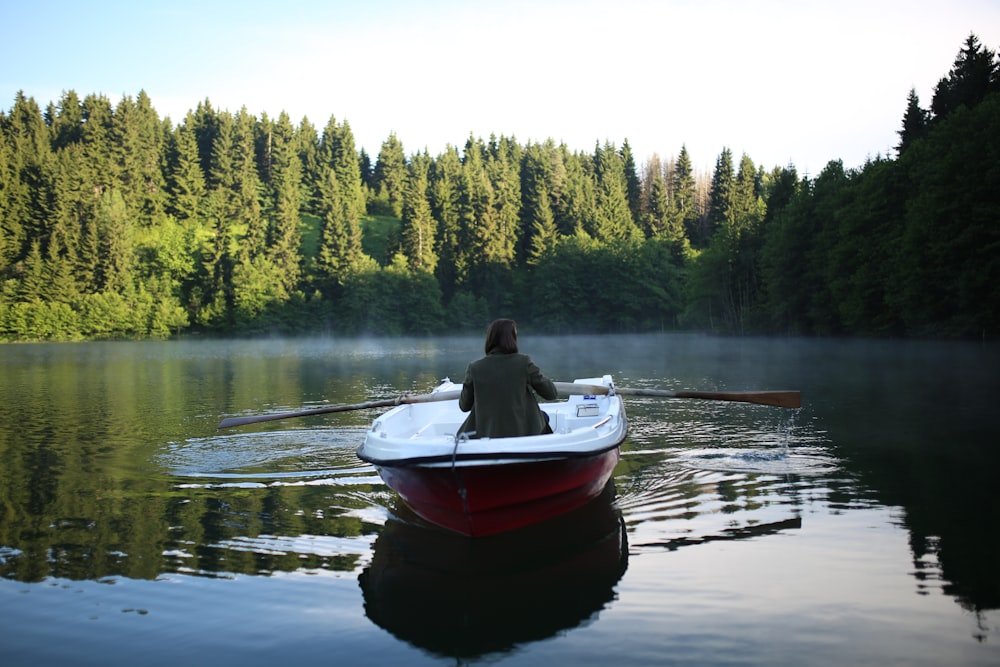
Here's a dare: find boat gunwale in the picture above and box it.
[355,438,625,468]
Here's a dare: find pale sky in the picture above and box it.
[4,0,998,175]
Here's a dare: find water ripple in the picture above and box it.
[160,428,371,480]
[613,460,812,556]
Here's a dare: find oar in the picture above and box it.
[554,382,800,409]
[219,381,800,429]
[217,390,462,429]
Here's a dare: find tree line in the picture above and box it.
[1,33,997,341]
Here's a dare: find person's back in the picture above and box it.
[457,319,557,439]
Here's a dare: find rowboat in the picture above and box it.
[356,375,628,537]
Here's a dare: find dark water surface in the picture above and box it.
[1,334,998,666]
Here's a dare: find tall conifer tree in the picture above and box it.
[167,112,207,221]
[200,110,237,323]
[316,115,365,290]
[266,111,303,297]
[373,132,407,217]
[706,147,735,244]
[486,135,520,267]
[430,145,462,299]
[558,146,595,237]
[5,92,53,246]
[897,88,929,155]
[521,141,559,263]
[592,141,640,242]
[400,150,437,273]
[457,136,494,290]
[232,107,265,263]
[51,90,83,149]
[930,33,998,120]
[295,116,320,213]
[672,145,699,243]
[80,94,116,197]
[191,99,219,187]
[642,157,671,238]
[620,139,642,224]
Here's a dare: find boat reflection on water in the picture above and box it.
[359,482,627,659]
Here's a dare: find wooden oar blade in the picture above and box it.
[672,390,801,409]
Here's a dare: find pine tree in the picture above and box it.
[358,148,374,191]
[317,166,348,286]
[643,158,672,239]
[96,188,135,295]
[295,116,321,213]
[316,115,365,289]
[80,93,116,197]
[930,33,998,120]
[191,99,220,187]
[51,90,83,149]
[672,145,699,244]
[330,119,366,225]
[112,93,140,209]
[135,90,167,221]
[0,121,15,273]
[48,144,90,294]
[167,112,207,221]
[521,142,559,263]
[232,107,265,263]
[536,139,568,235]
[201,110,237,323]
[592,141,640,242]
[372,132,407,217]
[110,90,165,224]
[400,150,437,273]
[18,239,47,300]
[706,147,735,245]
[0,105,29,272]
[457,136,494,291]
[897,88,929,155]
[762,165,799,225]
[732,153,764,232]
[44,229,80,304]
[485,135,520,267]
[265,111,303,297]
[620,139,642,224]
[558,146,595,237]
[429,145,463,299]
[526,181,558,264]
[5,92,53,246]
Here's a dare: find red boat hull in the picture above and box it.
[376,448,620,537]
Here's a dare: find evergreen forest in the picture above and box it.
[1,34,997,341]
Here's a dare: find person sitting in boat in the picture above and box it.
[457,318,558,439]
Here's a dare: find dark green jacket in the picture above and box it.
[457,352,558,439]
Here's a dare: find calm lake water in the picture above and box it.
[1,333,998,666]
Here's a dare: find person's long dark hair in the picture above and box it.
[484,318,518,354]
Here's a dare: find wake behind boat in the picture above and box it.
[356,375,627,537]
